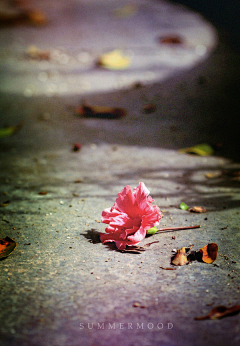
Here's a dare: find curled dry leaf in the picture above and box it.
[75,104,126,119]
[0,236,17,259]
[195,305,240,320]
[200,243,218,263]
[189,206,207,213]
[171,245,194,266]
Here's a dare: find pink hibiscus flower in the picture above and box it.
[100,182,162,250]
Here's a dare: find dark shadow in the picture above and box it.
[81,229,102,244]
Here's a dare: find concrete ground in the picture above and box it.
[0,1,239,346]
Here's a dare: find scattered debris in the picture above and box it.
[178,143,214,156]
[38,191,47,195]
[195,305,240,320]
[0,236,16,259]
[72,143,82,152]
[97,49,131,70]
[75,103,126,119]
[159,35,183,45]
[159,266,176,270]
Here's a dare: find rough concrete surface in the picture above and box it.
[0,1,240,346]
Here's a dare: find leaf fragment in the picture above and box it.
[97,49,131,70]
[171,247,188,266]
[159,35,183,45]
[75,104,126,119]
[26,45,50,60]
[0,236,16,259]
[200,243,218,263]
[195,305,240,320]
[189,206,207,213]
[180,202,189,210]
[178,143,214,156]
[0,123,22,138]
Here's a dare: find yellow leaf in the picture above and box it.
[97,49,131,70]
[0,123,22,138]
[178,143,214,156]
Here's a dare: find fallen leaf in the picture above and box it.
[159,35,183,44]
[97,49,131,70]
[171,246,193,266]
[26,10,47,26]
[0,123,23,138]
[200,243,218,263]
[75,104,126,119]
[180,202,189,210]
[0,236,17,259]
[189,206,207,213]
[195,305,240,320]
[178,143,214,156]
[205,172,222,179]
[26,45,50,60]
[38,191,47,195]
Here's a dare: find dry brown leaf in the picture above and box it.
[195,305,240,320]
[26,46,50,60]
[171,247,187,266]
[159,35,183,45]
[0,236,17,259]
[75,104,126,119]
[200,243,218,264]
[189,206,207,213]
